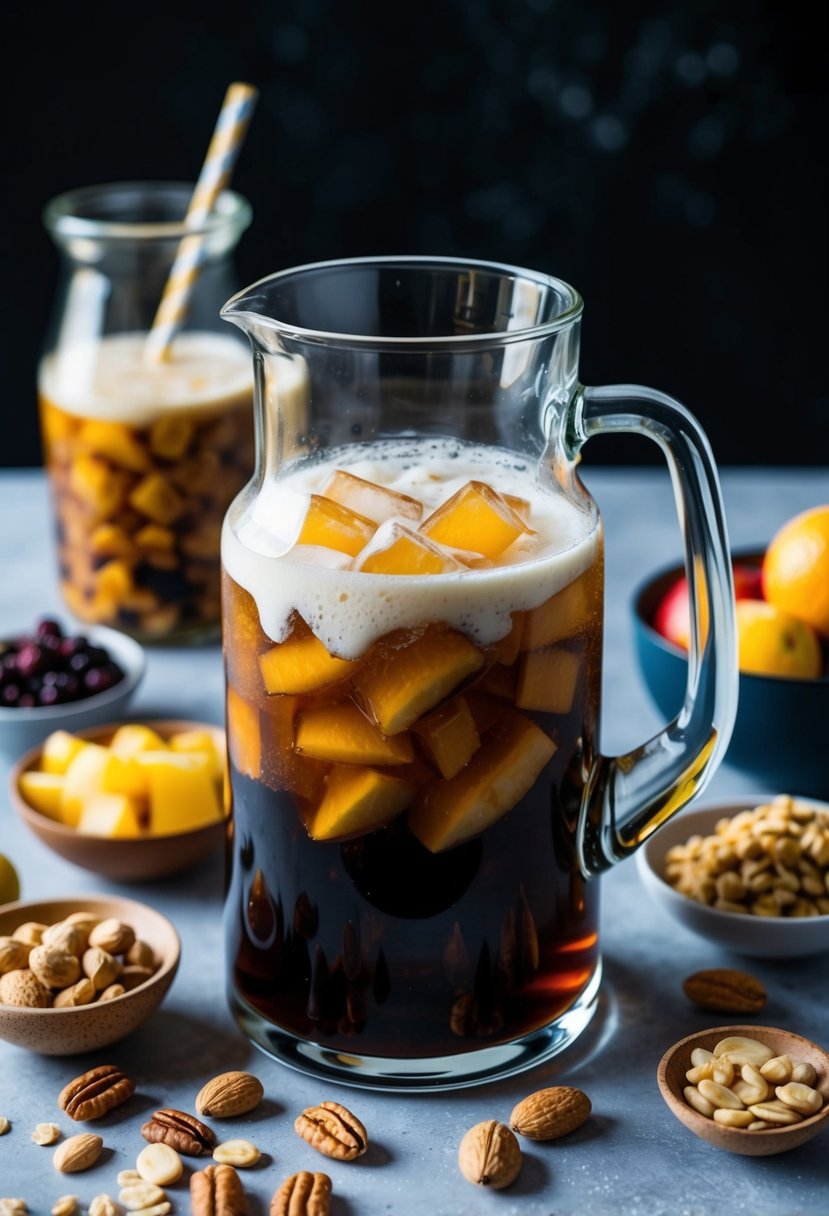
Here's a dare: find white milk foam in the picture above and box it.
[223,439,600,660]
[39,332,253,425]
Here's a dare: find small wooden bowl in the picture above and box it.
[0,895,179,1055]
[658,1025,829,1156]
[10,718,227,882]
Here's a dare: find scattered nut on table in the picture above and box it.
[458,1120,522,1189]
[294,1101,367,1161]
[682,968,767,1014]
[510,1085,592,1140]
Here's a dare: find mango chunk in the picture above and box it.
[353,627,484,735]
[60,743,111,828]
[259,696,328,799]
[89,523,137,561]
[137,751,224,835]
[307,765,416,841]
[516,647,581,714]
[18,771,65,820]
[70,455,129,521]
[322,469,423,524]
[76,792,144,838]
[522,570,594,650]
[414,696,480,780]
[109,724,168,760]
[259,629,359,695]
[408,714,557,852]
[297,494,376,557]
[352,523,464,576]
[169,729,225,780]
[296,702,413,766]
[41,729,87,775]
[149,416,195,460]
[226,686,262,780]
[78,419,149,473]
[420,480,527,559]
[128,472,186,526]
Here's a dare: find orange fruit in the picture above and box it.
[762,504,829,638]
[735,599,823,679]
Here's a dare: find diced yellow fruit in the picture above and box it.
[259,696,326,798]
[70,455,129,521]
[414,696,480,779]
[522,571,594,650]
[408,714,556,852]
[129,472,186,525]
[259,630,359,695]
[169,729,225,781]
[321,469,424,523]
[77,419,149,473]
[307,765,416,841]
[76,792,144,838]
[109,724,168,759]
[352,523,464,575]
[226,686,262,780]
[89,523,136,561]
[420,480,527,559]
[149,416,195,460]
[95,558,133,599]
[135,524,176,552]
[18,771,66,820]
[102,751,151,799]
[516,647,581,713]
[41,729,87,775]
[139,752,224,835]
[221,578,265,701]
[297,494,377,557]
[503,493,531,522]
[61,743,111,828]
[353,627,484,735]
[296,703,414,766]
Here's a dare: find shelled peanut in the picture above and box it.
[683,1035,824,1129]
[664,795,829,917]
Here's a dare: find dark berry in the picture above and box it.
[35,618,62,640]
[1,684,20,705]
[18,693,36,708]
[16,644,44,678]
[38,685,61,706]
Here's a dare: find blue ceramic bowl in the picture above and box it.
[632,552,829,797]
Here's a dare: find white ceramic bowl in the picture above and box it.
[0,624,146,760]
[636,795,829,959]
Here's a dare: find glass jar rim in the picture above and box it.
[43,180,252,243]
[221,255,585,347]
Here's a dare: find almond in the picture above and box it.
[53,1132,104,1173]
[195,1071,264,1118]
[509,1085,592,1140]
[682,968,767,1014]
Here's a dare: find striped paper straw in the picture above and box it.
[145,81,258,362]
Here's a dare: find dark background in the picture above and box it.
[3,0,827,468]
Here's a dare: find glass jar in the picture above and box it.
[39,181,255,644]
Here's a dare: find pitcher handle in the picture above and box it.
[567,382,739,877]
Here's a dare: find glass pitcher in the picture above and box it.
[219,256,738,1090]
[39,181,255,644]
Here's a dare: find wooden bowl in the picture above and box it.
[10,718,227,882]
[0,895,179,1055]
[657,1025,829,1156]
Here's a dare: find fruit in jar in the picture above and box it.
[735,599,823,679]
[762,504,829,639]
[18,723,227,838]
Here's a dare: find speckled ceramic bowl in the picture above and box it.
[0,895,179,1055]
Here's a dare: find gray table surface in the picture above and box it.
[0,466,827,1216]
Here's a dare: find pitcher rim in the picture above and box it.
[221,255,585,347]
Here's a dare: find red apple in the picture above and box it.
[652,561,763,651]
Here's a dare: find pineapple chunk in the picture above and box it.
[18,770,65,820]
[226,686,262,780]
[414,696,480,780]
[408,713,556,852]
[516,647,581,713]
[322,469,423,524]
[109,723,168,759]
[259,629,359,695]
[60,743,111,828]
[353,626,484,735]
[307,765,416,842]
[297,494,376,557]
[76,792,144,838]
[149,416,194,460]
[41,729,87,775]
[137,751,224,835]
[169,728,225,781]
[69,455,129,521]
[296,702,414,766]
[352,522,464,576]
[420,480,528,559]
[522,571,593,650]
[129,472,186,526]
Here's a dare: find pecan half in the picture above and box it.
[190,1163,246,1216]
[141,1108,216,1156]
[270,1171,332,1216]
[294,1101,367,1161]
[58,1064,135,1121]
